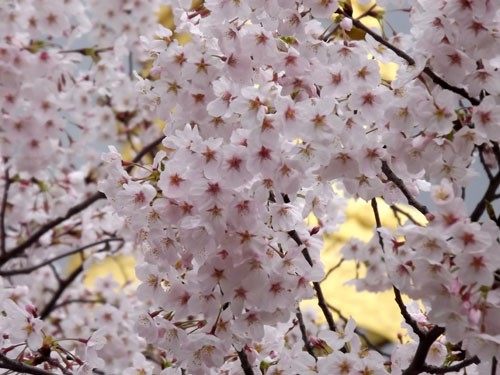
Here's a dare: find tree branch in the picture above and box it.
[0,238,122,276]
[393,286,424,339]
[1,167,11,255]
[390,205,424,226]
[131,135,165,164]
[422,356,480,374]
[0,135,165,268]
[0,192,105,267]
[470,170,500,222]
[478,145,494,180]
[381,161,429,216]
[296,307,317,360]
[236,349,254,375]
[0,352,60,375]
[335,8,480,106]
[402,325,446,375]
[371,199,425,339]
[40,263,84,320]
[51,298,105,312]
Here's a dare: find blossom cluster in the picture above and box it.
[0,0,162,374]
[101,0,500,374]
[2,0,500,374]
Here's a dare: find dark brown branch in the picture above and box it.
[1,167,11,255]
[52,298,105,311]
[421,356,480,374]
[371,198,437,363]
[0,192,105,267]
[492,142,500,167]
[326,302,391,358]
[402,325,446,375]
[236,349,254,375]
[0,352,60,375]
[323,258,344,281]
[296,307,317,360]
[335,8,480,106]
[381,161,429,216]
[478,145,494,180]
[390,205,423,226]
[287,230,338,333]
[371,199,425,339]
[0,238,122,276]
[0,135,165,268]
[131,135,165,164]
[393,287,424,339]
[470,170,500,222]
[40,263,84,320]
[282,194,338,332]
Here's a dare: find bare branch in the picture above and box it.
[0,135,165,268]
[131,135,164,164]
[0,352,61,375]
[393,287,424,339]
[390,205,424,226]
[1,167,11,255]
[40,264,84,320]
[326,302,391,358]
[421,356,480,374]
[323,258,344,281]
[296,307,317,361]
[52,298,105,312]
[335,8,480,106]
[478,145,494,180]
[402,325,446,375]
[470,170,500,222]
[0,191,105,267]
[236,349,254,375]
[373,202,448,375]
[0,238,123,277]
[381,161,429,216]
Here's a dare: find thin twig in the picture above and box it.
[0,352,59,375]
[421,356,479,374]
[322,3,377,41]
[282,195,338,332]
[0,135,164,268]
[0,192,105,267]
[323,258,344,281]
[393,287,424,339]
[236,349,254,375]
[376,192,447,374]
[381,161,429,216]
[296,307,317,361]
[0,238,122,276]
[326,302,391,358]
[52,298,105,312]
[470,170,500,222]
[1,167,11,255]
[40,264,84,320]
[335,8,480,106]
[390,205,424,226]
[478,145,494,180]
[371,199,423,339]
[131,135,164,164]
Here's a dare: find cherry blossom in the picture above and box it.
[3,0,500,374]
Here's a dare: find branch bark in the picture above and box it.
[0,135,164,268]
[336,8,480,106]
[0,352,60,375]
